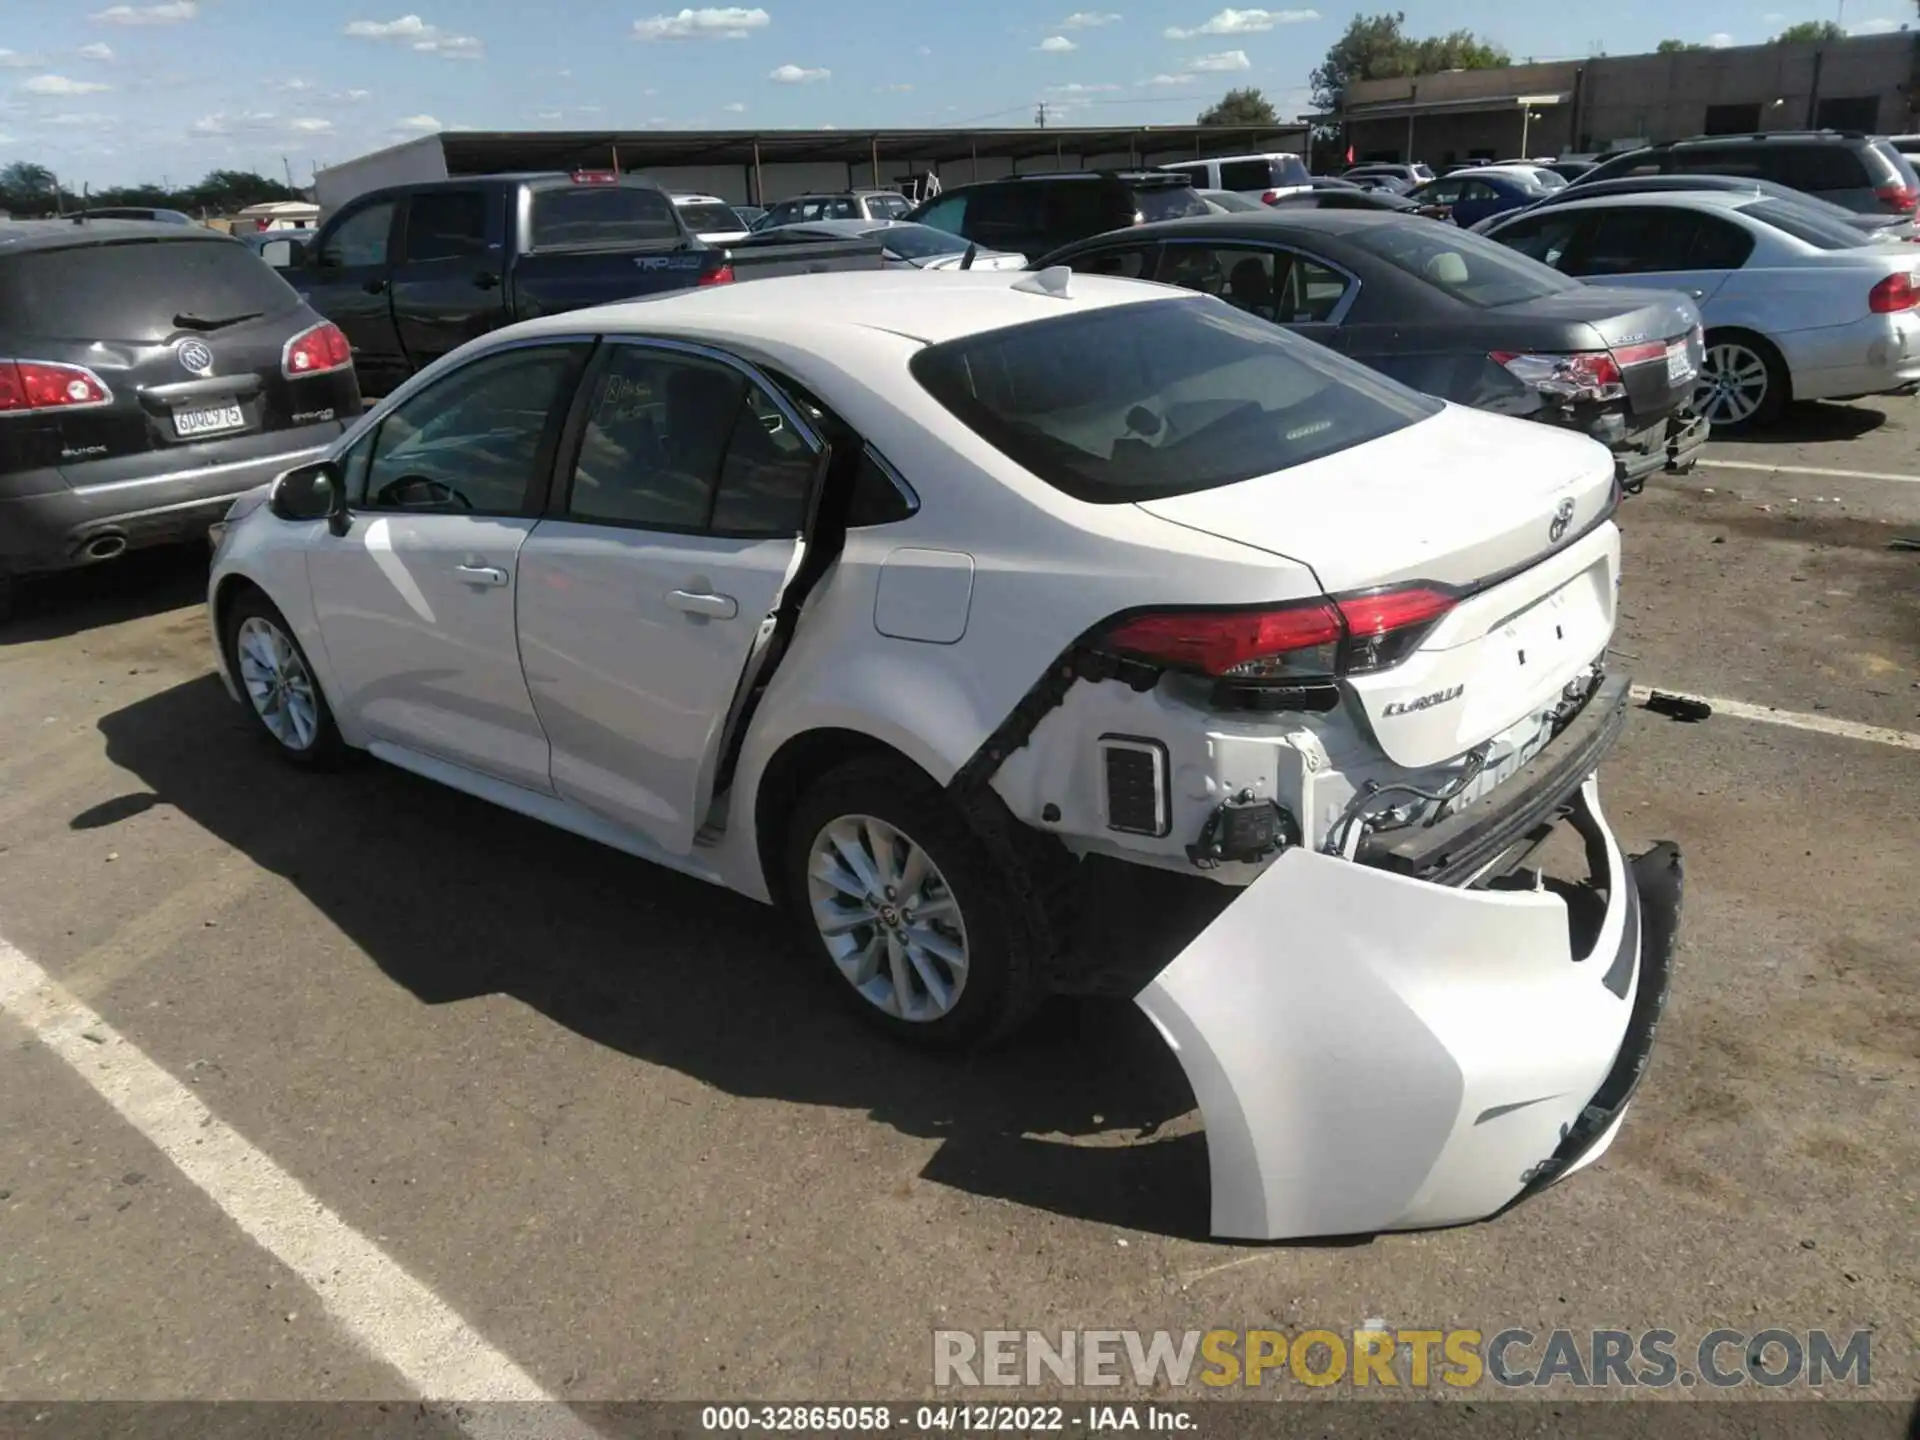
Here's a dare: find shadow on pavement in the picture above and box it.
[1739,401,1888,446]
[1,545,208,646]
[93,674,1240,1242]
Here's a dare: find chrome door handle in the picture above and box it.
[666,588,738,619]
[454,564,509,587]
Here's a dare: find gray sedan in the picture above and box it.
[1481,190,1920,431]
[751,218,1025,270]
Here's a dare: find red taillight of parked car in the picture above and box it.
[698,263,736,286]
[1260,189,1284,206]
[1869,272,1919,313]
[281,321,353,379]
[1491,349,1628,403]
[0,359,113,413]
[1873,182,1919,215]
[1095,586,1457,681]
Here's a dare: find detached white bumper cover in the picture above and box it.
[1137,779,1681,1241]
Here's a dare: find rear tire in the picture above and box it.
[782,756,1060,1050]
[220,588,345,768]
[1695,330,1787,434]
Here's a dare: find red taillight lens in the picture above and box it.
[1096,586,1456,681]
[281,320,353,379]
[1610,340,1668,368]
[1491,349,1626,403]
[0,359,113,413]
[571,168,619,184]
[1874,183,1919,215]
[1869,271,1918,313]
[1261,189,1283,205]
[698,263,736,286]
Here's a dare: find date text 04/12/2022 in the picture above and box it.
[698,1405,1191,1432]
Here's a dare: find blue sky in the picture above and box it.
[1,0,1911,187]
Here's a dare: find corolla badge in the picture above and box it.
[1549,497,1575,543]
[175,339,214,376]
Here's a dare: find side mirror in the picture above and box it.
[268,460,349,535]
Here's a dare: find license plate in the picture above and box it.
[173,401,246,439]
[1665,342,1696,386]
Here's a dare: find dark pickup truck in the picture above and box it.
[292,171,884,394]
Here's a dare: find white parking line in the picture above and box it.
[1698,459,1920,486]
[0,935,601,1438]
[1630,685,1920,751]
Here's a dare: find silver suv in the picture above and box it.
[1573,131,1920,221]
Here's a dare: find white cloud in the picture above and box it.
[395,113,442,130]
[1848,17,1899,33]
[288,116,333,133]
[632,7,771,41]
[337,87,372,101]
[722,101,746,111]
[1705,31,1734,47]
[279,77,316,91]
[915,43,931,55]
[577,102,605,110]
[1049,81,1119,92]
[1164,7,1316,38]
[77,42,115,61]
[189,110,278,135]
[1058,10,1121,26]
[768,62,828,82]
[90,1,197,23]
[1143,71,1193,84]
[0,49,45,67]
[413,33,483,58]
[344,14,432,38]
[877,81,913,92]
[534,108,563,119]
[1036,34,1077,51]
[1189,48,1251,70]
[45,110,116,129]
[23,73,113,95]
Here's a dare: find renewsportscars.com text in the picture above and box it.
[932,1328,1873,1391]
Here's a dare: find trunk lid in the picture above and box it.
[1137,404,1621,768]
[1482,286,1703,420]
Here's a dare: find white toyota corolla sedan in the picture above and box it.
[207,268,1683,1241]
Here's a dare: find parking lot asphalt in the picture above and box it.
[0,397,1915,1405]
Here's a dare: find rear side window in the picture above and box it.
[1770,145,1868,193]
[866,194,911,220]
[0,238,301,342]
[1042,181,1125,241]
[912,192,970,236]
[1218,159,1274,191]
[1344,222,1576,306]
[909,298,1439,504]
[530,185,682,249]
[1133,184,1211,222]
[403,189,490,262]
[1492,212,1585,267]
[1738,200,1870,250]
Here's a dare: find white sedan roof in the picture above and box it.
[509,268,1182,348]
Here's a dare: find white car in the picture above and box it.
[1481,190,1920,430]
[206,269,1682,1242]
[671,192,751,245]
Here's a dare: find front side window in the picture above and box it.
[912,192,970,236]
[910,297,1439,504]
[1565,208,1702,275]
[361,344,583,513]
[321,201,395,267]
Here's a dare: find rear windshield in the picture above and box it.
[909,297,1439,504]
[1738,200,1872,250]
[1134,183,1213,222]
[868,223,963,260]
[1342,222,1577,307]
[530,185,683,249]
[676,201,744,233]
[0,236,300,341]
[1870,140,1920,188]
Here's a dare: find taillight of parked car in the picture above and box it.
[0,359,114,413]
[1094,585,1457,683]
[1491,349,1631,404]
[698,263,736,286]
[1874,182,1919,215]
[281,321,354,380]
[1870,272,1919,313]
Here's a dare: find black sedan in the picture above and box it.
[1033,210,1709,488]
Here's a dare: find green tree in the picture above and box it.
[1773,19,1847,42]
[1308,11,1509,115]
[1655,38,1706,52]
[1198,87,1280,126]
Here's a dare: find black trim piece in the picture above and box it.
[1356,675,1631,887]
[1098,734,1171,838]
[1507,839,1683,1208]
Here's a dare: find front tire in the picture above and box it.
[221,589,344,768]
[782,756,1057,1050]
[1695,331,1787,434]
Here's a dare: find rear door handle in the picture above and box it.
[666,589,738,619]
[455,563,509,587]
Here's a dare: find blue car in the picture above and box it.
[1404,167,1550,228]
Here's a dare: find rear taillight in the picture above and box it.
[571,168,619,185]
[699,263,736,286]
[1491,349,1626,403]
[1869,272,1918,313]
[1874,182,1919,215]
[0,359,113,414]
[1094,585,1457,682]
[281,320,353,379]
[1260,189,1283,205]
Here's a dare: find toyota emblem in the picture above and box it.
[176,339,214,376]
[1548,498,1575,543]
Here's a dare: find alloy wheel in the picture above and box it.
[806,813,971,1022]
[234,615,320,751]
[1694,342,1770,427]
